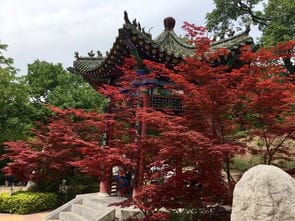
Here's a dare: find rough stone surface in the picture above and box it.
[231,165,295,221]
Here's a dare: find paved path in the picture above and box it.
[0,186,28,193]
[0,212,49,221]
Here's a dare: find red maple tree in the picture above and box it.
[2,22,294,221]
[93,44,236,218]
[3,107,130,190]
[235,40,295,165]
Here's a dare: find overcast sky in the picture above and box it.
[0,0,216,75]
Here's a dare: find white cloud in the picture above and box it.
[0,0,214,74]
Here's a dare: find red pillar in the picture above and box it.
[99,113,112,196]
[132,87,149,199]
[99,179,109,194]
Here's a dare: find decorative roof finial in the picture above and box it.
[74,51,79,58]
[164,17,175,31]
[245,23,251,34]
[138,22,141,31]
[219,32,225,40]
[97,50,103,59]
[228,29,235,37]
[124,11,131,24]
[88,50,95,57]
[132,19,137,27]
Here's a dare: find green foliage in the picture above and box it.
[59,174,99,202]
[0,43,35,142]
[0,42,14,69]
[206,0,263,33]
[206,0,295,46]
[31,173,98,203]
[276,159,295,170]
[0,72,35,142]
[0,192,59,214]
[231,155,262,172]
[170,209,202,221]
[233,130,248,138]
[25,60,107,111]
[0,42,39,184]
[261,0,295,46]
[169,207,230,221]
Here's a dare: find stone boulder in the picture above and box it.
[231,164,295,221]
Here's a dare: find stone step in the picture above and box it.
[59,211,88,221]
[71,203,103,220]
[43,193,127,221]
[84,196,126,210]
[83,197,113,210]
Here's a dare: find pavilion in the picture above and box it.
[69,11,254,195]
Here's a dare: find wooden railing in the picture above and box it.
[110,179,118,196]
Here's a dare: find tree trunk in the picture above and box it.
[225,154,232,183]
[133,87,149,198]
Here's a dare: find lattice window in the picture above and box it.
[150,95,182,110]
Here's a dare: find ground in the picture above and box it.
[0,211,49,221]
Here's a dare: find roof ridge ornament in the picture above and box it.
[97,50,103,59]
[124,11,131,24]
[138,22,141,31]
[164,17,175,31]
[88,50,95,57]
[123,11,152,38]
[132,19,137,27]
[74,51,79,58]
[245,23,251,34]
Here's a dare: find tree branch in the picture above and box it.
[237,0,269,27]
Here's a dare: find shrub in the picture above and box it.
[276,159,295,170]
[31,173,98,203]
[0,191,59,214]
[234,130,248,138]
[170,206,231,221]
[60,173,98,202]
[170,208,201,221]
[32,172,99,195]
[231,155,262,172]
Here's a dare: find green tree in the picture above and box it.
[260,0,295,46]
[0,42,35,143]
[0,42,36,184]
[206,0,265,34]
[206,0,294,45]
[25,60,107,111]
[206,0,295,74]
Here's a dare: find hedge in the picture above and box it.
[0,191,59,214]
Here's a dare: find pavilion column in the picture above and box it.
[132,86,149,198]
[99,105,112,196]
[120,33,151,198]
[98,167,112,196]
[99,179,109,195]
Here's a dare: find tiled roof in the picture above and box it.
[154,29,195,58]
[70,11,254,82]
